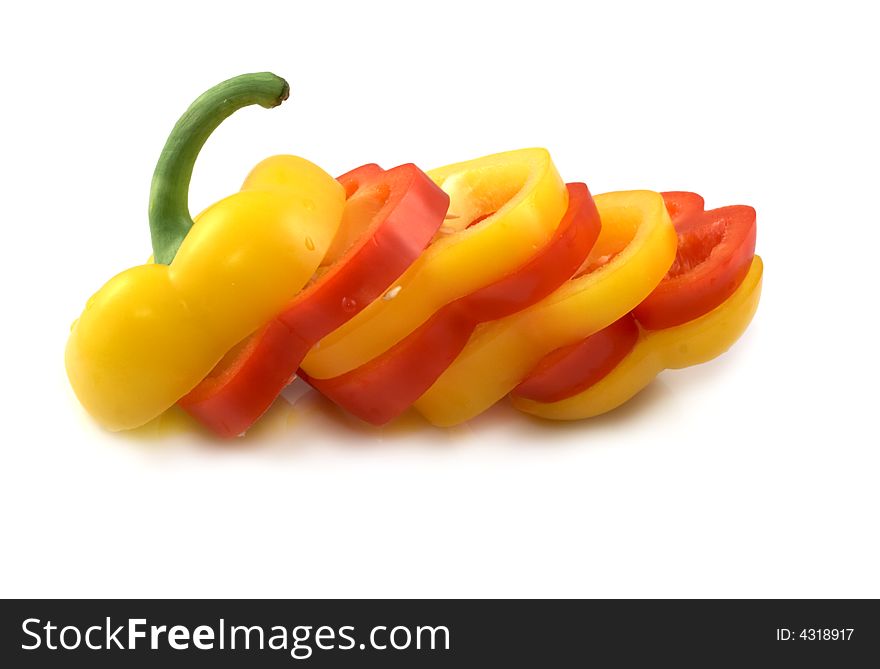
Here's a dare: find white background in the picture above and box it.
[1,0,877,598]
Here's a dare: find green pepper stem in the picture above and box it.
[148,72,290,264]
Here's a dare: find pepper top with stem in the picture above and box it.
[66,73,346,431]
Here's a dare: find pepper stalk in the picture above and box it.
[148,72,290,264]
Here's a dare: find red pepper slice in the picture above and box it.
[633,192,756,329]
[302,182,601,425]
[180,163,449,437]
[513,191,757,402]
[513,314,639,402]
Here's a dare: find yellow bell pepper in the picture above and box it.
[413,190,679,426]
[65,74,345,431]
[512,255,763,419]
[300,148,568,379]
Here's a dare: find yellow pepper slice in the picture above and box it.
[300,148,568,379]
[414,190,678,426]
[65,74,345,431]
[512,255,763,419]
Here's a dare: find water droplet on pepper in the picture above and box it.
[383,286,402,301]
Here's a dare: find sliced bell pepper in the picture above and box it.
[65,73,346,430]
[302,182,601,425]
[512,192,760,417]
[413,190,678,426]
[299,148,569,379]
[180,162,449,437]
[512,256,763,419]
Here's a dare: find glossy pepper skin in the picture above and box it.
[180,162,449,437]
[65,74,345,430]
[413,190,678,426]
[302,182,602,425]
[300,148,569,380]
[512,256,763,419]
